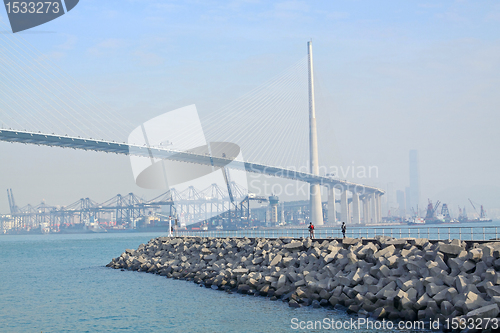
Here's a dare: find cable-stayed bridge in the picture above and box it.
[0,34,384,226]
[0,128,383,191]
[0,126,384,225]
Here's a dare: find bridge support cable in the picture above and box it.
[0,20,131,138]
[1,30,314,178]
[0,27,99,137]
[199,57,309,170]
[0,29,387,227]
[0,20,133,141]
[241,69,307,166]
[0,47,72,133]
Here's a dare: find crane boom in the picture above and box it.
[7,189,12,213]
[468,198,479,214]
[221,167,235,207]
[220,152,235,208]
[434,200,441,214]
[7,189,18,214]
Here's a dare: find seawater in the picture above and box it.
[0,233,431,332]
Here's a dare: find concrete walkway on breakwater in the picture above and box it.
[108,236,500,332]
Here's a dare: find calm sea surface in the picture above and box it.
[0,232,436,332]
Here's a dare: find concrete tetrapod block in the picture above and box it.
[465,304,500,320]
[461,260,476,273]
[378,265,391,278]
[328,295,339,307]
[284,241,303,250]
[456,275,469,294]
[468,248,483,262]
[373,245,396,259]
[426,283,446,297]
[108,236,500,327]
[438,244,464,256]
[412,238,428,248]
[270,254,282,267]
[464,291,488,312]
[356,243,377,259]
[485,284,500,297]
[237,284,251,294]
[372,307,388,319]
[485,268,496,282]
[341,238,360,246]
[276,274,287,289]
[414,293,431,310]
[274,285,291,297]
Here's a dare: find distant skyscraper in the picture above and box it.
[409,150,420,211]
[396,190,405,217]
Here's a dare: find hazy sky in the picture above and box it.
[0,0,499,217]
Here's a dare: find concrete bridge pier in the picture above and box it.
[371,193,382,223]
[370,193,378,223]
[376,193,382,222]
[362,195,370,223]
[327,186,336,224]
[351,192,360,224]
[310,184,323,225]
[340,190,348,224]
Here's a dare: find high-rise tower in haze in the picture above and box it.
[409,150,420,211]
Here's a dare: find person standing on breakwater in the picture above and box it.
[341,222,346,238]
[308,222,314,239]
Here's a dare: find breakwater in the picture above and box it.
[108,236,500,331]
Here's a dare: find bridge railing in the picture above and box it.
[176,225,500,241]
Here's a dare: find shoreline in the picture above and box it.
[108,236,500,332]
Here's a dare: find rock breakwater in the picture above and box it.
[108,236,500,331]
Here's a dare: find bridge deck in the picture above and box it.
[0,129,384,194]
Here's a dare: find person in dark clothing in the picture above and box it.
[341,222,346,238]
[308,222,315,239]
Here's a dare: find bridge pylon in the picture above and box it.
[308,41,323,226]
